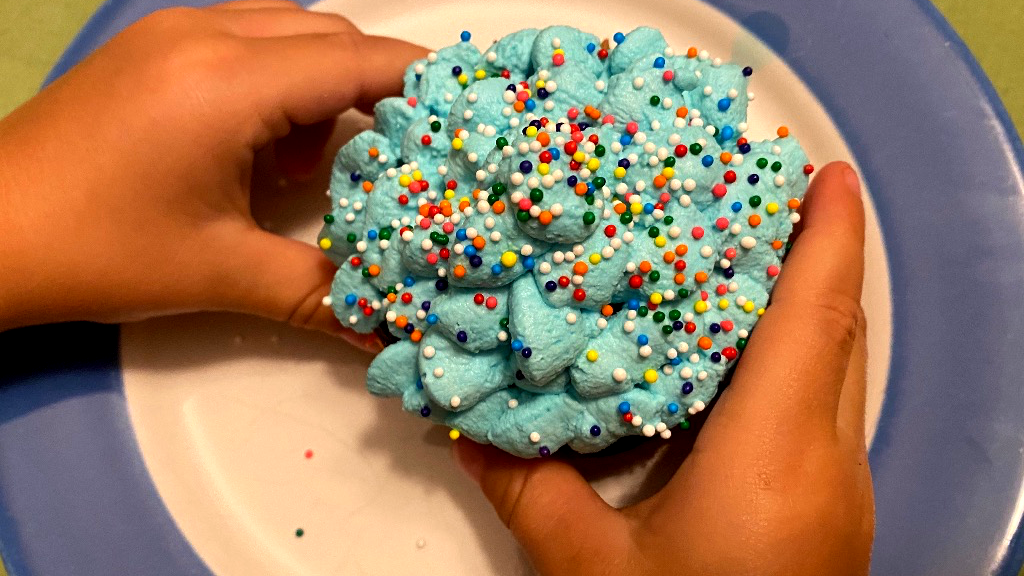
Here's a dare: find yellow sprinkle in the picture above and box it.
[661,167,675,178]
[694,300,709,314]
[459,196,470,204]
[457,73,468,85]
[501,251,518,267]
[525,126,538,137]
[538,163,550,175]
[650,292,663,305]
[586,159,600,172]
[654,236,667,248]
[399,175,412,187]
[630,202,644,214]
[452,138,463,150]
[412,170,423,181]
[444,190,456,200]
[743,301,755,313]
[766,202,779,214]
[643,369,658,383]
[474,69,486,80]
[589,253,601,265]
[614,166,627,178]
[553,48,565,55]
[586,350,599,362]
[318,238,332,250]
[757,307,766,316]
[718,299,729,310]
[535,79,546,89]
[448,429,461,440]
[572,151,586,163]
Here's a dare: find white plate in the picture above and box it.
[122,1,892,573]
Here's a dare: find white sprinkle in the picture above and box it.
[741,236,757,249]
[321,296,332,306]
[434,367,445,378]
[566,312,578,324]
[529,432,541,443]
[423,346,436,359]
[449,395,460,407]
[642,424,656,437]
[612,368,628,382]
[633,76,645,89]
[508,399,519,408]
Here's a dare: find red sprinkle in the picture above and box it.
[691,226,705,239]
[421,135,432,146]
[724,170,737,183]
[572,288,587,301]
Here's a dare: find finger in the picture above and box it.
[210,224,382,347]
[212,0,302,11]
[217,8,358,38]
[273,118,337,180]
[453,440,634,575]
[836,309,868,443]
[240,33,428,139]
[704,162,866,439]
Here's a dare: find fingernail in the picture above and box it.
[452,440,484,485]
[843,164,861,193]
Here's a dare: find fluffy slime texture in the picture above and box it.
[319,26,812,458]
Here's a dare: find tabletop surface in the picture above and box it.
[1,1,1022,576]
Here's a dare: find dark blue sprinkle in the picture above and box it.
[515,370,525,380]
[742,66,753,77]
[349,172,361,182]
[748,174,760,185]
[590,425,602,436]
[709,322,721,334]
[578,122,590,130]
[519,160,533,173]
[618,158,630,168]
[451,66,462,76]
[545,280,557,292]
[724,267,735,279]
[537,88,549,99]
[567,175,578,187]
[420,406,431,417]
[470,255,483,267]
[682,382,694,394]
[710,352,722,363]
[403,324,415,334]
[739,143,752,154]
[521,347,532,358]
[539,446,551,457]
[435,279,448,291]
[421,301,431,311]
[457,330,468,342]
[416,378,423,389]
[673,320,684,331]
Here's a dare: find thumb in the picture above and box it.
[453,440,635,576]
[216,226,383,350]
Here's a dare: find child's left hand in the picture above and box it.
[0,1,424,343]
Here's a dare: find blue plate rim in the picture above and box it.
[2,0,1023,575]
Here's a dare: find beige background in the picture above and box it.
[0,1,1021,575]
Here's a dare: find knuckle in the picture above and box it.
[802,291,865,347]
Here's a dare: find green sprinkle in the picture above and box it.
[379,228,392,240]
[678,288,690,298]
[582,211,596,225]
[295,528,305,538]
[487,193,501,204]
[650,95,661,106]
[592,176,606,188]
[652,311,666,323]
[323,214,335,224]
[737,338,748,349]
[663,215,674,225]
[619,213,633,224]
[756,157,769,169]
[584,194,596,206]
[495,137,508,149]
[749,195,762,208]
[346,233,357,243]
[492,182,507,194]
[648,227,660,238]
[500,317,509,329]
[689,143,703,155]
[594,144,606,157]
[530,188,544,202]
[661,325,674,335]
[664,157,676,168]
[771,161,783,172]
[680,420,691,430]
[669,309,681,320]
[638,306,649,317]
[516,209,531,222]
[430,120,442,133]
[649,270,661,282]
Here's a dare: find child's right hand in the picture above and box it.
[0,1,423,347]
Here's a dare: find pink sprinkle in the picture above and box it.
[407,97,417,107]
[408,181,422,193]
[552,53,565,66]
[602,114,615,125]
[518,199,532,210]
[625,121,639,135]
[700,290,709,300]
[715,217,729,230]
[725,247,737,259]
[691,226,705,239]
[419,218,431,229]
[712,183,728,198]
[571,131,585,142]
[659,192,671,203]
[516,91,530,102]
[426,253,438,264]
[442,222,454,233]
[567,107,580,120]
[721,320,734,331]
[662,70,674,82]
[485,296,498,309]
[767,265,780,277]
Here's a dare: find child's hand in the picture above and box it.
[0,1,423,344]
[454,162,875,576]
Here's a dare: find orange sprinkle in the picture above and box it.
[418,204,430,217]
[574,182,589,196]
[787,198,801,209]
[513,101,526,112]
[362,181,373,193]
[453,265,467,278]
[695,271,709,283]
[674,244,689,256]
[638,260,652,273]
[395,316,408,329]
[674,273,686,285]
[573,261,589,275]
[687,47,698,58]
[472,188,482,200]
[386,293,397,303]
[410,330,423,343]
[663,252,676,264]
[748,214,762,227]
[538,210,553,225]
[777,126,790,138]
[653,175,667,188]
[676,106,689,118]
[601,304,614,316]
[368,264,381,276]
[772,240,785,250]
[472,236,486,250]
[459,200,471,211]
[613,202,627,214]
[492,200,506,214]
[720,152,733,164]
[368,147,379,157]
[587,107,601,119]
[536,132,551,146]
[697,336,713,350]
